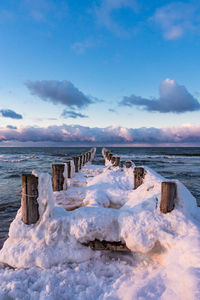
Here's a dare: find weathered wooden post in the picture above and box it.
[111,156,115,164]
[105,151,109,159]
[134,167,145,189]
[86,152,89,163]
[82,154,86,165]
[114,156,120,166]
[22,174,39,225]
[108,153,112,161]
[72,156,79,172]
[52,164,65,191]
[78,155,82,170]
[88,152,91,161]
[125,161,132,168]
[160,182,176,213]
[119,161,124,168]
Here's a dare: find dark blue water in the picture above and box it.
[0,147,199,249]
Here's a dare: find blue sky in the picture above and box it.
[0,0,200,146]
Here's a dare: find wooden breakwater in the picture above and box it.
[20,146,178,252]
[102,147,176,214]
[22,148,96,225]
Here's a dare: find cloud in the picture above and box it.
[120,78,200,113]
[21,0,68,22]
[151,1,200,40]
[95,0,138,36]
[61,110,88,119]
[25,80,94,109]
[0,109,23,119]
[1,123,200,145]
[6,125,17,129]
[71,39,97,54]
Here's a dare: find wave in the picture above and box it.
[117,154,199,159]
[6,174,21,178]
[51,153,69,157]
[0,155,37,163]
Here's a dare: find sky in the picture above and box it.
[0,0,200,146]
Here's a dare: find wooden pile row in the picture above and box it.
[102,148,176,214]
[52,147,96,191]
[21,148,96,225]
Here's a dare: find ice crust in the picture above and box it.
[0,161,199,299]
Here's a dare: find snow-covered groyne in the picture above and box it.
[0,147,199,270]
[0,147,199,299]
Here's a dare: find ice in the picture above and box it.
[0,158,199,299]
[32,171,55,222]
[63,163,68,190]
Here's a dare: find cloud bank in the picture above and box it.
[25,80,94,109]
[0,123,199,145]
[61,110,88,119]
[0,109,23,119]
[120,79,200,113]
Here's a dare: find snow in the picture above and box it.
[0,155,200,299]
[63,163,68,190]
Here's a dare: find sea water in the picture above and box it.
[0,147,199,248]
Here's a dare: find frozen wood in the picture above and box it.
[134,167,145,189]
[84,239,130,252]
[21,174,39,225]
[108,153,113,161]
[111,156,116,164]
[52,164,65,191]
[125,161,132,168]
[114,156,120,166]
[119,161,124,168]
[160,182,176,213]
[72,157,79,172]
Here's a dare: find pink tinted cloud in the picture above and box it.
[0,124,200,145]
[152,1,200,40]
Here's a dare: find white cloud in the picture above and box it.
[21,0,68,22]
[120,78,200,113]
[71,39,97,54]
[152,1,200,40]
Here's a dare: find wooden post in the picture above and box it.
[160,182,176,213]
[105,151,109,159]
[114,156,120,166]
[88,152,91,161]
[52,164,65,191]
[134,167,145,189]
[72,157,79,172]
[125,161,132,168]
[82,154,86,165]
[119,161,124,168]
[86,152,89,163]
[79,155,82,169]
[111,156,115,164]
[108,153,112,161]
[22,174,39,225]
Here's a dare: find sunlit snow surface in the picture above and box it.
[0,162,199,299]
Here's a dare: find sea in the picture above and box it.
[0,147,199,249]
